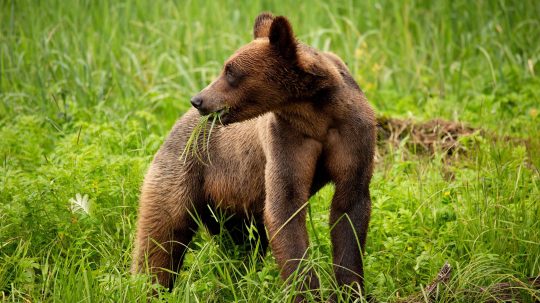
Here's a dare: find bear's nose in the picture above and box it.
[190,96,203,109]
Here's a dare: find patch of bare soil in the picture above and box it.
[376,116,478,155]
[394,263,540,303]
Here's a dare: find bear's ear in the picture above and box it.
[253,12,274,39]
[269,16,297,62]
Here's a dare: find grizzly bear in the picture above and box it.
[132,12,376,301]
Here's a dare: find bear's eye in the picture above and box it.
[225,64,241,87]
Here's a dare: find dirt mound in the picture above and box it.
[377,116,478,155]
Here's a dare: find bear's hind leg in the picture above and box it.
[131,177,200,289]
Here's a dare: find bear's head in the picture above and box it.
[190,13,339,125]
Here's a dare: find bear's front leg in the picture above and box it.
[329,173,371,296]
[263,122,323,301]
[325,127,375,300]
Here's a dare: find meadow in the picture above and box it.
[1,0,539,302]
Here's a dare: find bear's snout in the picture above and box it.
[190,95,203,110]
[190,94,214,115]
[190,92,227,117]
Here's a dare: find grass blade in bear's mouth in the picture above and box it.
[215,106,230,122]
[179,107,229,164]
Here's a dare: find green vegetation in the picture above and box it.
[1,0,539,301]
[180,111,220,164]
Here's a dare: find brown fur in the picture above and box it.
[132,13,376,301]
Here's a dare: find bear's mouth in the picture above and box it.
[214,107,232,125]
[216,107,228,116]
[196,106,232,123]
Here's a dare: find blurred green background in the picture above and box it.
[1,0,539,302]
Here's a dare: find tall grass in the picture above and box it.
[1,0,539,302]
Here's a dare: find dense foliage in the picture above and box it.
[1,0,539,301]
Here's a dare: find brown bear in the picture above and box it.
[132,12,376,301]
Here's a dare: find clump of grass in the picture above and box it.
[179,107,229,164]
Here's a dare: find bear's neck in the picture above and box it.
[274,89,338,141]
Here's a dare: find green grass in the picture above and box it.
[1,0,539,302]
